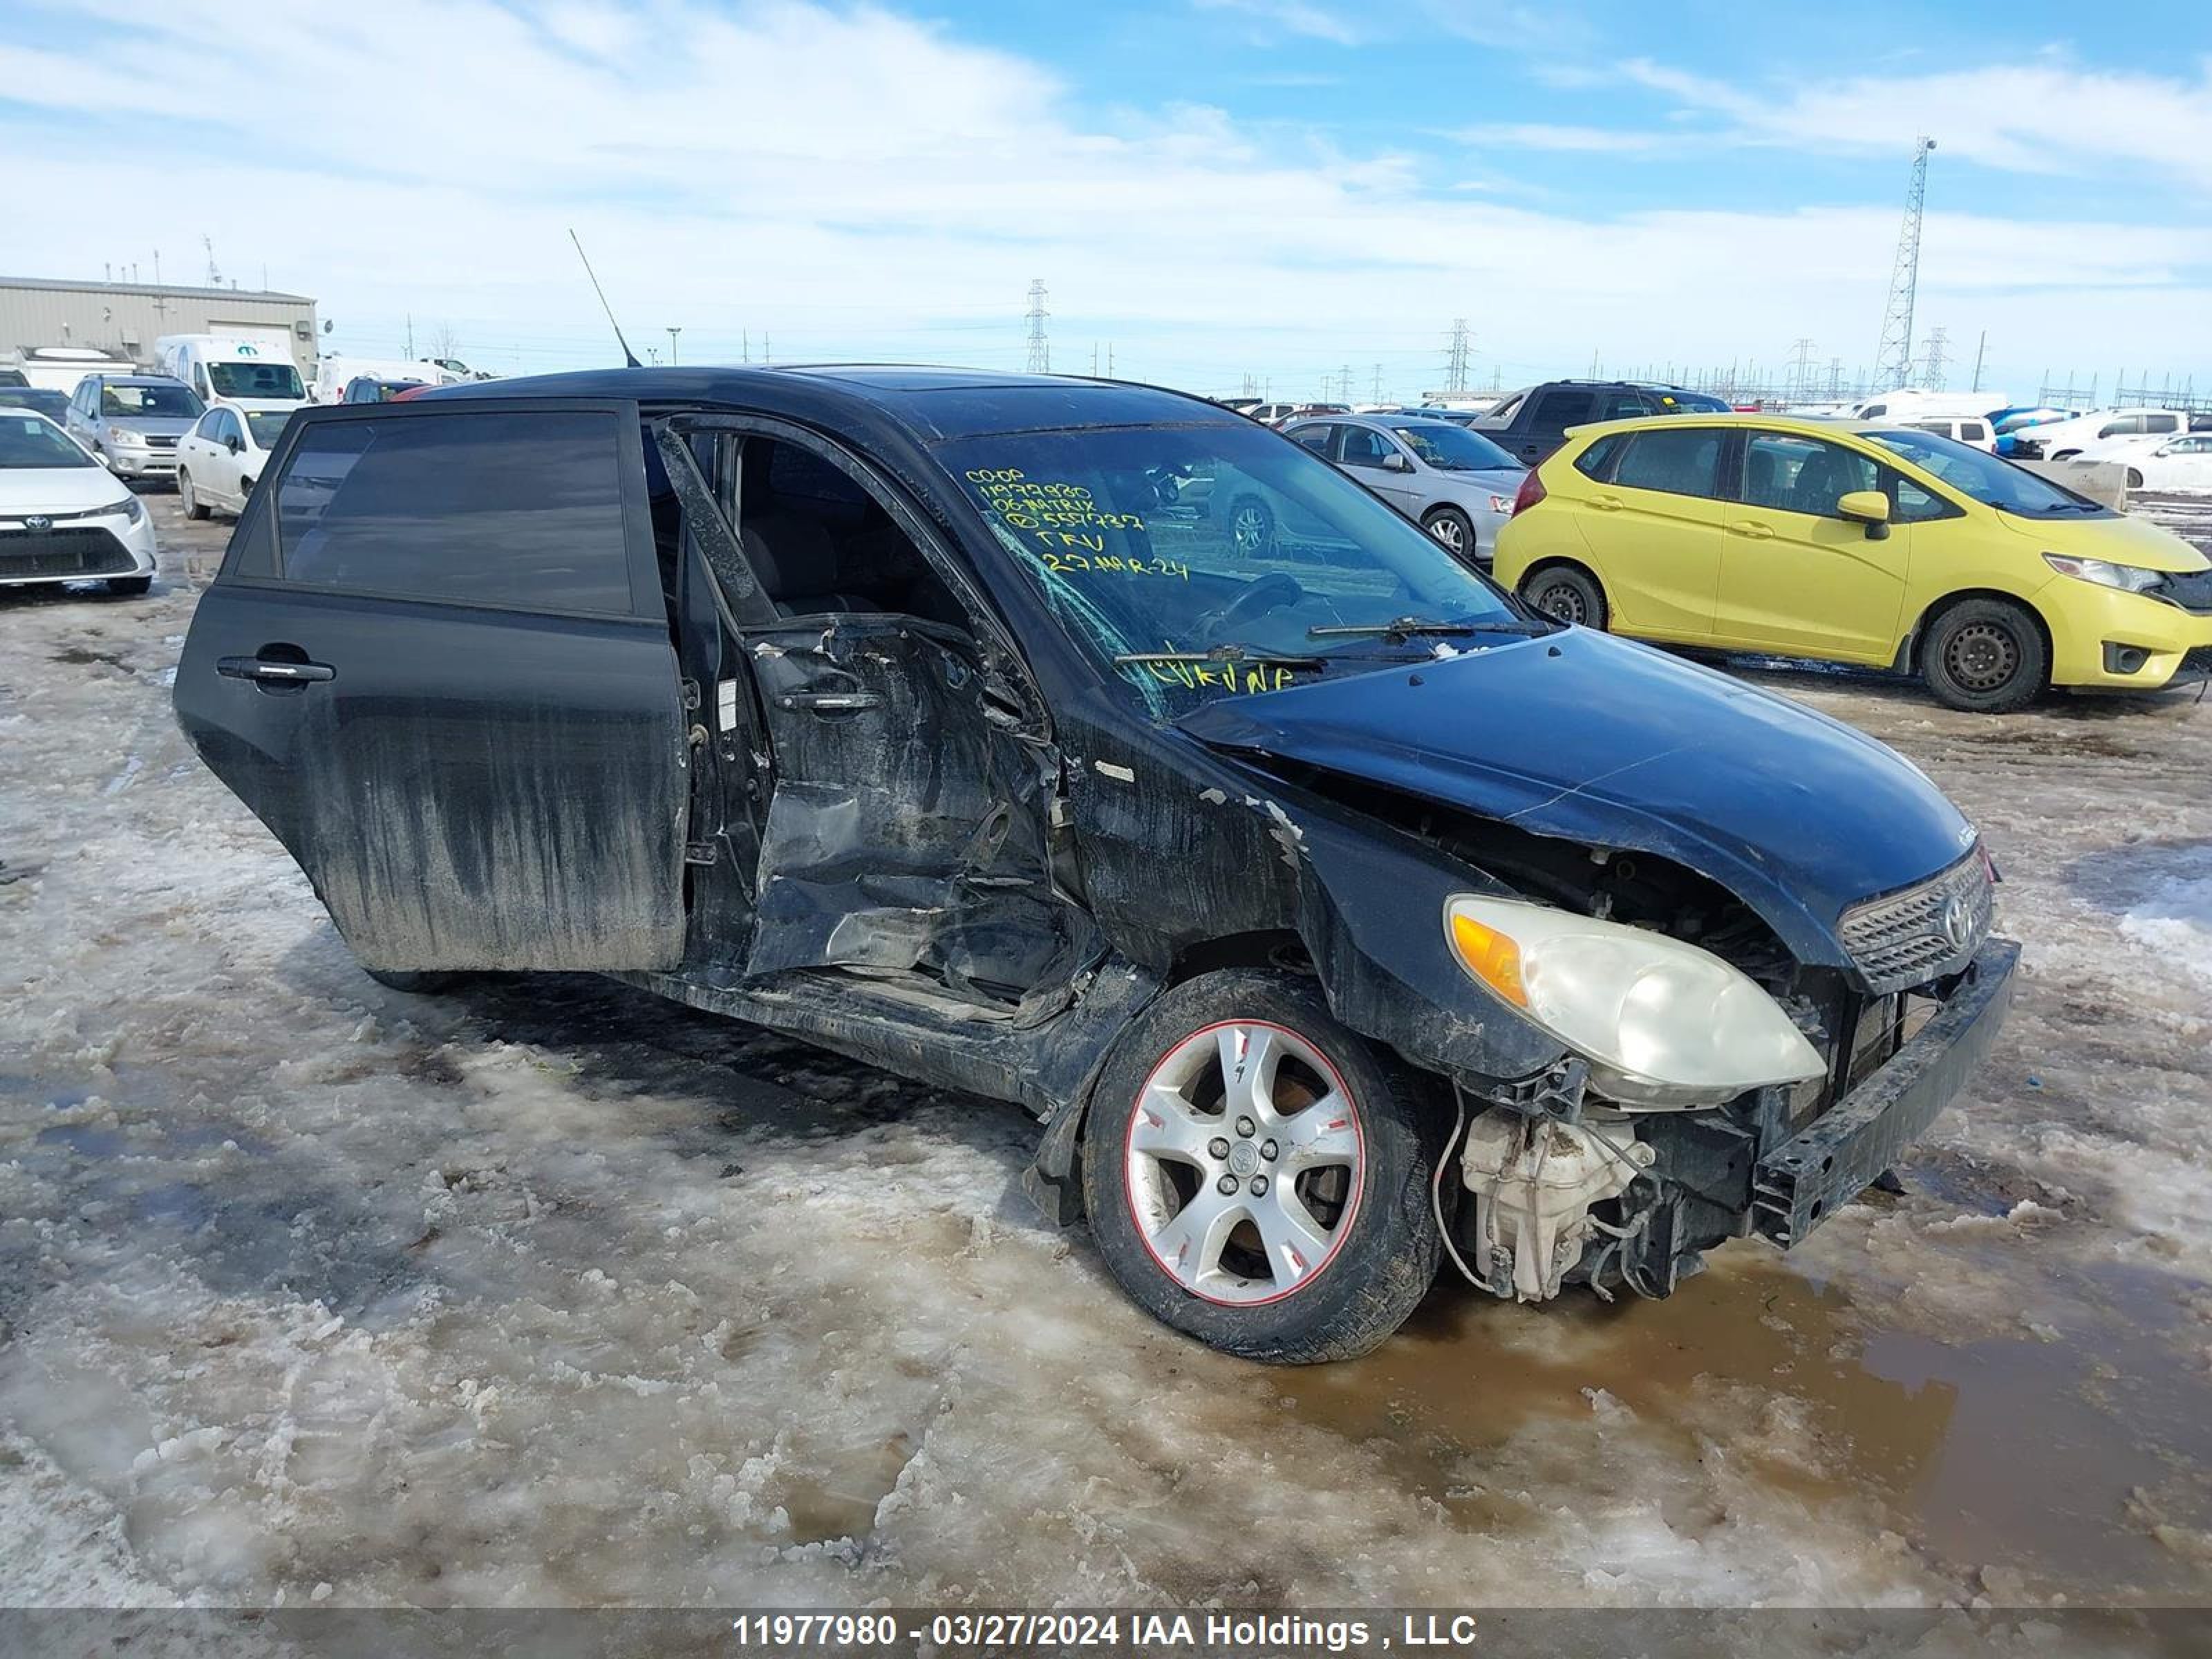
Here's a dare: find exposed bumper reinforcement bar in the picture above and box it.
[1753,937,2020,1248]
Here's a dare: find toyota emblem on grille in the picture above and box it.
[24,515,51,531]
[1940,892,1975,953]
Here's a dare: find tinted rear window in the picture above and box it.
[1613,427,1725,498]
[274,411,632,612]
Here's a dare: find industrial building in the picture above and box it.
[0,274,318,379]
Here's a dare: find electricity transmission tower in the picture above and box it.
[1787,337,1817,402]
[1024,279,1049,373]
[1444,319,1470,393]
[1875,138,1936,391]
[1920,326,1949,391]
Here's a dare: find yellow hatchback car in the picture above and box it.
[1492,413,2212,711]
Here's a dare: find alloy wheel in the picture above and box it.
[1230,502,1270,554]
[1428,516,1466,554]
[1123,1020,1362,1305]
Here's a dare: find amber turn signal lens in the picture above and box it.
[1450,910,1528,1007]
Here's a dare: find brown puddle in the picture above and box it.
[1276,1251,2212,1598]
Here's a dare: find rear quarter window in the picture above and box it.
[1573,433,1624,480]
[273,410,633,613]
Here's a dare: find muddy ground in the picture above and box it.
[3,489,2210,1614]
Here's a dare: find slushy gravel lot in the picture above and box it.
[3,490,2210,1611]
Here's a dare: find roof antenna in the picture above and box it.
[569,229,641,368]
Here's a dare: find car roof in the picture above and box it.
[418,363,1241,444]
[1563,411,1913,442]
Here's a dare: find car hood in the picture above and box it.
[1174,629,1976,967]
[1995,507,2209,572]
[106,417,198,438]
[0,465,135,514]
[217,396,305,415]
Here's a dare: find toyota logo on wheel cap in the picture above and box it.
[24,515,51,531]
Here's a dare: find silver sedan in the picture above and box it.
[1282,414,1525,563]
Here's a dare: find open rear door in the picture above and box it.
[175,397,689,973]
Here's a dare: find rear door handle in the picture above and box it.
[777,689,881,715]
[217,655,336,684]
[1727,521,1776,539]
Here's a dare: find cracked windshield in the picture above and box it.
[946,422,1526,711]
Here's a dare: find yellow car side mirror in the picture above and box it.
[1837,489,1892,538]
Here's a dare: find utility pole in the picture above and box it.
[666,326,681,366]
[1339,363,1351,404]
[1372,364,1383,404]
[1445,319,1470,394]
[203,234,221,288]
[1876,137,1936,390]
[1970,329,1987,393]
[406,314,415,358]
[1024,279,1050,373]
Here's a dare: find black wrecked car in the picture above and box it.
[174,367,2018,1363]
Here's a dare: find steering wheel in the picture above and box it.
[1196,571,1305,645]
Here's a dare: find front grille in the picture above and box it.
[2155,568,2212,615]
[0,526,136,579]
[1839,850,1994,993]
[144,434,179,450]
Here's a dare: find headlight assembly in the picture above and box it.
[2042,552,2164,594]
[1444,894,1825,1107]
[103,494,145,524]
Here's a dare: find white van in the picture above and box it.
[1846,388,2008,423]
[3,345,135,395]
[154,335,307,412]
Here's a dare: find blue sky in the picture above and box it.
[2,0,2209,402]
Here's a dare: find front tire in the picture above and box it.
[1081,969,1441,1364]
[180,470,210,520]
[362,966,467,993]
[1521,563,1608,630]
[1920,597,2047,713]
[1422,506,1477,563]
[2126,467,2144,490]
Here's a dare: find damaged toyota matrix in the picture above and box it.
[175,367,2018,1362]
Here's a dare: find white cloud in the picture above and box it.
[1192,0,1365,46]
[1622,56,2212,190]
[1,3,2206,396]
[1450,122,1672,154]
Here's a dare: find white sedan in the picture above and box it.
[0,412,158,595]
[2092,431,2212,491]
[176,404,297,520]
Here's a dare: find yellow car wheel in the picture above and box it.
[1521,563,1608,630]
[1920,598,2048,714]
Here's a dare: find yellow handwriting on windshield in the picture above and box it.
[965,467,1170,563]
[1132,659,1302,694]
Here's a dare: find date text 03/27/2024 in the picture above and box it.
[726,1611,1485,1651]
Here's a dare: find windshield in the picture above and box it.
[1387,421,1518,471]
[1,415,95,469]
[940,422,1524,716]
[1860,427,2113,518]
[245,410,294,449]
[101,382,203,419]
[208,360,305,400]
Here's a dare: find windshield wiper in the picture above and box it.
[1306,615,1555,641]
[1114,644,1327,669]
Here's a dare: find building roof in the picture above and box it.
[0,274,315,304]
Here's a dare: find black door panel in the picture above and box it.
[178,587,688,971]
[174,397,688,974]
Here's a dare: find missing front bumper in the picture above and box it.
[1751,937,2020,1248]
